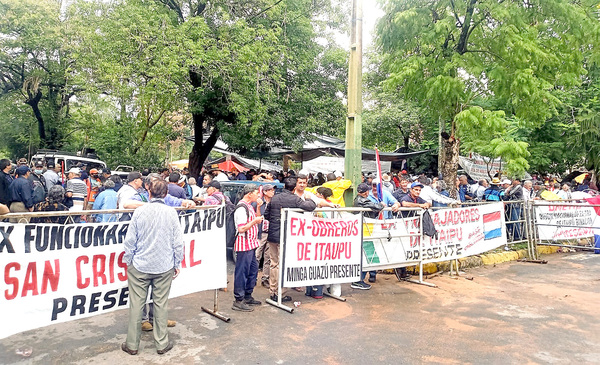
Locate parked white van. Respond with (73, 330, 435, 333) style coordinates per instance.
(31, 149, 107, 171)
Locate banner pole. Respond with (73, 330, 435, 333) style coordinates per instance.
(201, 289, 230, 323)
(266, 208, 294, 312)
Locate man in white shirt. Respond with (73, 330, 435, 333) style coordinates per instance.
(417, 176, 458, 206)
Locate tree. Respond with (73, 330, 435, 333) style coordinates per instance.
(151, 0, 348, 176)
(376, 0, 599, 191)
(0, 0, 79, 150)
(69, 0, 191, 167)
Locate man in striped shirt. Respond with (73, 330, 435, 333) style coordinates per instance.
(66, 167, 88, 213)
(232, 184, 263, 312)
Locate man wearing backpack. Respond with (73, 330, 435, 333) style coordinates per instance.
(264, 177, 316, 302)
(232, 184, 263, 311)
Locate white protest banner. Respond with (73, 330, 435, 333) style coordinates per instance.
(421, 202, 507, 263)
(362, 203, 508, 268)
(533, 202, 600, 240)
(361, 217, 421, 270)
(0, 207, 226, 340)
(282, 211, 362, 287)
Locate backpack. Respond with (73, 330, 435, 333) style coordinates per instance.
(213, 194, 238, 247)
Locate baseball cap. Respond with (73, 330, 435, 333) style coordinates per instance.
(242, 184, 259, 196)
(16, 165, 30, 175)
(89, 168, 99, 174)
(411, 182, 424, 189)
(502, 179, 511, 185)
(34, 160, 44, 167)
(357, 183, 370, 193)
(334, 170, 343, 178)
(68, 167, 81, 175)
(262, 184, 274, 191)
(207, 180, 221, 189)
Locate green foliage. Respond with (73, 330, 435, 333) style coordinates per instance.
(375, 0, 600, 178)
(0, 0, 78, 149)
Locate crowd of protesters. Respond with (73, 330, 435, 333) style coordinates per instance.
(1, 156, 599, 355)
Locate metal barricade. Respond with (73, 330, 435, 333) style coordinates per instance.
(530, 201, 600, 253)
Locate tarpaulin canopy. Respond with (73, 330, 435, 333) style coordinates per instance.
(217, 160, 249, 172)
(209, 154, 283, 172)
(187, 133, 429, 162)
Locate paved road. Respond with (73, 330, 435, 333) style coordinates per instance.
(2, 252, 600, 364)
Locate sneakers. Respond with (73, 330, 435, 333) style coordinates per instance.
(232, 300, 254, 312)
(157, 341, 173, 355)
(244, 297, 262, 305)
(261, 279, 269, 288)
(269, 294, 292, 302)
(351, 281, 372, 290)
(142, 320, 176, 331)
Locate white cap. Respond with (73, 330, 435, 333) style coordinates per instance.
(298, 169, 310, 176)
(502, 179, 512, 185)
(67, 167, 81, 175)
(334, 170, 343, 178)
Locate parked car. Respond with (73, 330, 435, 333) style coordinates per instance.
(31, 149, 107, 172)
(112, 165, 134, 179)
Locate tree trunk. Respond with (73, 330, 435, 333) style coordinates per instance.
(24, 89, 46, 145)
(189, 118, 218, 178)
(441, 133, 460, 199)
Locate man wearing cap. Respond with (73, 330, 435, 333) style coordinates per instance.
(203, 180, 232, 206)
(209, 164, 229, 182)
(264, 177, 316, 302)
(232, 184, 263, 311)
(322, 170, 352, 207)
(350, 183, 385, 289)
(117, 172, 146, 220)
(399, 182, 432, 217)
(483, 178, 505, 201)
(8, 165, 34, 221)
(86, 168, 102, 209)
(66, 167, 89, 212)
(368, 178, 401, 219)
(28, 161, 48, 204)
(43, 161, 61, 191)
(167, 172, 187, 199)
(17, 158, 28, 166)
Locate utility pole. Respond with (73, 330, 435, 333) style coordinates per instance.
(344, 0, 363, 205)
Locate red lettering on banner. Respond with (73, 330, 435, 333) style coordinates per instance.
(290, 217, 306, 236)
(4, 262, 19, 300)
(76, 256, 90, 289)
(108, 252, 116, 283)
(22, 262, 38, 297)
(117, 252, 127, 281)
(93, 255, 107, 287)
(189, 240, 202, 267)
(41, 259, 60, 294)
(298, 242, 312, 261)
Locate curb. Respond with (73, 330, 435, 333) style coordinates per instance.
(384, 245, 562, 275)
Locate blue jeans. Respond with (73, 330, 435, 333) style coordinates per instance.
(361, 271, 376, 281)
(234, 249, 259, 301)
(305, 285, 324, 297)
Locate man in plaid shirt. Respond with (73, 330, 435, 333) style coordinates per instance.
(232, 184, 264, 312)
